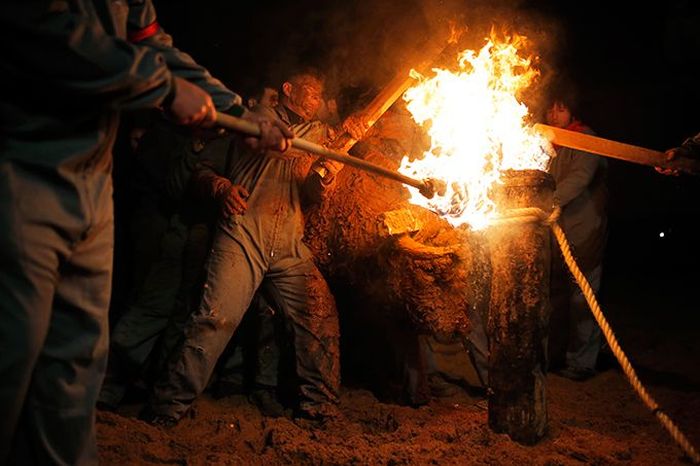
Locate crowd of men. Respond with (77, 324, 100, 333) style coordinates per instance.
(2, 1, 699, 465)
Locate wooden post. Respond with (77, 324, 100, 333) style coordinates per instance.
(486, 169, 554, 445)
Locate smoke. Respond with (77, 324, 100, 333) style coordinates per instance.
(164, 0, 568, 116)
(257, 0, 568, 119)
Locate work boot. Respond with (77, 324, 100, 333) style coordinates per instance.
(249, 386, 286, 418)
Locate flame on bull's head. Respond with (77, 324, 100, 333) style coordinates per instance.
(399, 34, 554, 230)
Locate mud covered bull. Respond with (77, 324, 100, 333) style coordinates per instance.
(300, 108, 491, 403)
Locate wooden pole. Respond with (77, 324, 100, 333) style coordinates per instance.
(215, 112, 435, 195)
(330, 37, 450, 153)
(486, 169, 554, 445)
(215, 37, 451, 198)
(534, 123, 700, 174)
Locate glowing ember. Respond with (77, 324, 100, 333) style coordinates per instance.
(399, 35, 554, 230)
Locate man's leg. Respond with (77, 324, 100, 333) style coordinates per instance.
(99, 214, 187, 407)
(565, 264, 603, 373)
(152, 222, 210, 378)
(2, 166, 114, 465)
(214, 294, 273, 396)
(0, 162, 62, 464)
(148, 231, 264, 420)
(268, 258, 340, 417)
(17, 218, 113, 465)
(244, 286, 287, 416)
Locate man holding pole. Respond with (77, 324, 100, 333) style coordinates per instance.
(144, 68, 366, 426)
(0, 1, 290, 463)
(544, 80, 608, 382)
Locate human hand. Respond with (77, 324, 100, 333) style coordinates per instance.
(321, 158, 343, 177)
(218, 183, 250, 216)
(342, 113, 368, 140)
(168, 77, 216, 127)
(655, 148, 681, 176)
(242, 111, 294, 153)
(312, 157, 343, 185)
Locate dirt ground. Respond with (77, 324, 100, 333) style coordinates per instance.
(97, 257, 700, 465)
(97, 368, 700, 465)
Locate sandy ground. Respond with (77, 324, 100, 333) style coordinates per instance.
(98, 219, 700, 465)
(97, 367, 700, 465)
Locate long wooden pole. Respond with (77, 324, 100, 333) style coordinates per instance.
(216, 36, 451, 198)
(330, 38, 450, 153)
(215, 113, 441, 198)
(534, 123, 700, 174)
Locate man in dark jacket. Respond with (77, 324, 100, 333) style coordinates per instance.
(0, 1, 289, 464)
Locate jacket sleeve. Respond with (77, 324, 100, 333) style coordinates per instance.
(0, 1, 173, 111)
(678, 132, 700, 159)
(126, 0, 240, 111)
(554, 149, 601, 207)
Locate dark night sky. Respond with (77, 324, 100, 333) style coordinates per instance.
(150, 0, 700, 286)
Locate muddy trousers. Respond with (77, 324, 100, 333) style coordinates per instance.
(99, 214, 188, 407)
(0, 161, 112, 466)
(150, 229, 339, 419)
(217, 290, 281, 389)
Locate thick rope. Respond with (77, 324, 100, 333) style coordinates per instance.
(492, 206, 700, 464)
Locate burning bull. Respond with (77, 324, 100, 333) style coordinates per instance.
(299, 107, 492, 404)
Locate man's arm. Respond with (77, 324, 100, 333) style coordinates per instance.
(0, 1, 173, 111)
(554, 149, 601, 207)
(126, 0, 240, 112)
(187, 135, 248, 216)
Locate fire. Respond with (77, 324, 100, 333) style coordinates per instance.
(399, 35, 554, 230)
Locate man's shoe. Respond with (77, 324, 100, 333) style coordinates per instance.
(557, 366, 596, 382)
(138, 407, 180, 428)
(249, 387, 286, 418)
(96, 400, 118, 412)
(212, 379, 245, 399)
(296, 402, 342, 424)
(149, 414, 179, 428)
(428, 373, 461, 398)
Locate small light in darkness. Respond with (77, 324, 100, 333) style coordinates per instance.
(659, 232, 665, 238)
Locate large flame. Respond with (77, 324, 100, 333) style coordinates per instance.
(399, 35, 554, 230)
